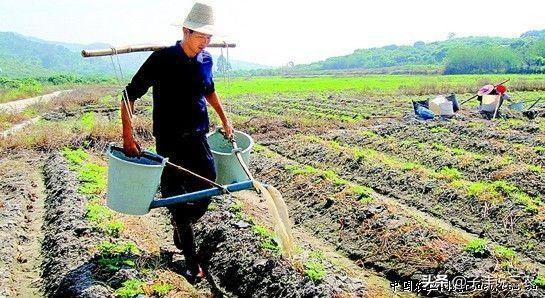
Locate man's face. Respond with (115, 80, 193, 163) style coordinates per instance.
(183, 28, 212, 54)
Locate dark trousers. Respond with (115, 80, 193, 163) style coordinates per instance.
(156, 134, 216, 273)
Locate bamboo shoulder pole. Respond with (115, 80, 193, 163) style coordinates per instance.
(82, 42, 236, 57)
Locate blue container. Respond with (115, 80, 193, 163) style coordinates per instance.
(416, 106, 435, 120)
(106, 146, 167, 215)
(206, 129, 254, 185)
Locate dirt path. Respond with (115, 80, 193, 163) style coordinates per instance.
(0, 90, 72, 113)
(0, 152, 45, 297)
(1, 117, 40, 138)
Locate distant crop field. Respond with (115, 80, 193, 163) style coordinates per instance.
(215, 74, 545, 97)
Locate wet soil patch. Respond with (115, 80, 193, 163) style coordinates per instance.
(195, 196, 345, 297)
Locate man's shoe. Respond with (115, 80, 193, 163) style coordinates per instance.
(183, 265, 205, 284)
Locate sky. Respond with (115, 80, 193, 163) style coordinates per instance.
(0, 0, 544, 66)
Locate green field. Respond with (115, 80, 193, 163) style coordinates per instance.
(215, 74, 545, 97)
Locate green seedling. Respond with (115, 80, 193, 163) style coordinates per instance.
(114, 279, 144, 298)
(350, 185, 373, 204)
(151, 282, 175, 296)
(533, 276, 545, 289)
(62, 147, 89, 169)
(465, 239, 488, 257)
(229, 202, 243, 213)
(86, 200, 113, 223)
(86, 199, 124, 236)
(285, 164, 320, 175)
(436, 167, 462, 181)
(528, 165, 542, 173)
(432, 143, 448, 151)
(97, 241, 140, 272)
(430, 127, 449, 133)
(304, 251, 326, 282)
(207, 202, 218, 211)
(104, 220, 125, 237)
(401, 162, 418, 171)
(493, 245, 518, 269)
(320, 169, 347, 186)
(252, 225, 280, 253)
(79, 111, 95, 131)
(511, 192, 542, 214)
(78, 163, 107, 196)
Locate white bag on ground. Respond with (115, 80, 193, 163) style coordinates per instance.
(429, 95, 454, 116)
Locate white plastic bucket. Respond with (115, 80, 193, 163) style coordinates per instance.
(206, 130, 254, 185)
(106, 146, 168, 215)
(481, 95, 501, 113)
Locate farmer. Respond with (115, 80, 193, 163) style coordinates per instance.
(121, 1, 233, 282)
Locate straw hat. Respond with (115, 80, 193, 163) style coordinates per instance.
(174, 1, 215, 35)
(477, 84, 494, 96)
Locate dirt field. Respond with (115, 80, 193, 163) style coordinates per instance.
(0, 83, 544, 297)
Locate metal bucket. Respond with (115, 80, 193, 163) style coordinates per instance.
(207, 129, 254, 185)
(106, 146, 167, 215)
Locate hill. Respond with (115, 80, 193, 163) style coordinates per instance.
(298, 30, 545, 74)
(0, 32, 269, 78)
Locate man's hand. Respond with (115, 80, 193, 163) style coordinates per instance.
(123, 136, 141, 157)
(222, 121, 234, 139)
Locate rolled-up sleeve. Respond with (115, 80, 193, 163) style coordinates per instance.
(201, 53, 215, 96)
(123, 51, 159, 102)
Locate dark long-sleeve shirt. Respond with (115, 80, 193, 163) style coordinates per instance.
(124, 41, 215, 138)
